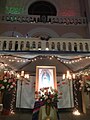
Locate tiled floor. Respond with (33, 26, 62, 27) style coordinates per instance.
(0, 109, 90, 120)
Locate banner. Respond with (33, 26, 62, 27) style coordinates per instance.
(16, 76, 74, 109)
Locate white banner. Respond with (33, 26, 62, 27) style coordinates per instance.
(16, 76, 74, 109)
(16, 76, 35, 109)
(57, 76, 74, 108)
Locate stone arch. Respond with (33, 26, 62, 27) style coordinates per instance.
(27, 27, 60, 38)
(61, 32, 82, 38)
(85, 43, 89, 51)
(24, 0, 58, 15)
(28, 1, 57, 16)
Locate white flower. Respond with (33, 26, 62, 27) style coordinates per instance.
(10, 85, 13, 88)
(12, 82, 15, 85)
(87, 88, 90, 91)
(4, 79, 7, 82)
(1, 86, 5, 89)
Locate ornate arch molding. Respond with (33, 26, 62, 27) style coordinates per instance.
(61, 33, 82, 38)
(28, 1, 57, 15)
(24, 0, 58, 15)
(27, 27, 60, 38)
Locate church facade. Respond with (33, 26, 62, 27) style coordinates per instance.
(0, 0, 90, 114)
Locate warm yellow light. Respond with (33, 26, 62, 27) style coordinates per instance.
(25, 74, 29, 79)
(73, 109, 80, 115)
(73, 74, 75, 79)
(63, 74, 65, 79)
(38, 48, 41, 50)
(63, 71, 75, 80)
(10, 111, 15, 115)
(45, 48, 49, 50)
(4, 70, 7, 73)
(21, 71, 24, 76)
(4, 64, 8, 66)
(17, 73, 20, 78)
(66, 70, 71, 79)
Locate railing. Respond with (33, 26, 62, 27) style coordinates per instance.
(0, 37, 90, 52)
(0, 14, 87, 26)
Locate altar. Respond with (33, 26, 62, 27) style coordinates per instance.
(16, 66, 74, 109)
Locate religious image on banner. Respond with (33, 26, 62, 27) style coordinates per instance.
(39, 68, 54, 89)
(35, 66, 57, 92)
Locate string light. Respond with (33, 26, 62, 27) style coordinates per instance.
(1, 55, 90, 66)
(1, 54, 90, 78)
(10, 90, 16, 115)
(73, 77, 81, 115)
(62, 71, 81, 115)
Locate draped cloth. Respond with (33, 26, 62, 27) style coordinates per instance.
(32, 101, 59, 120)
(32, 101, 45, 120)
(38, 105, 58, 120)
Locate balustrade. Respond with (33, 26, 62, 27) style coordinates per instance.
(0, 37, 90, 52)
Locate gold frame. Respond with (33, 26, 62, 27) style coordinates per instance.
(35, 66, 57, 92)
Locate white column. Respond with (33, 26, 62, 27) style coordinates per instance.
(23, 41, 26, 50)
(0, 41, 3, 50)
(60, 42, 63, 51)
(66, 42, 68, 51)
(6, 41, 9, 50)
(71, 43, 74, 51)
(18, 41, 21, 51)
(41, 41, 46, 50)
(12, 41, 15, 50)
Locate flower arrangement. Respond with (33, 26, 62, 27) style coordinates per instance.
(35, 87, 62, 106)
(79, 75, 90, 94)
(0, 71, 17, 115)
(0, 71, 16, 92)
(84, 81, 90, 94)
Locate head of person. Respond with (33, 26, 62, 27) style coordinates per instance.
(42, 71, 50, 82)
